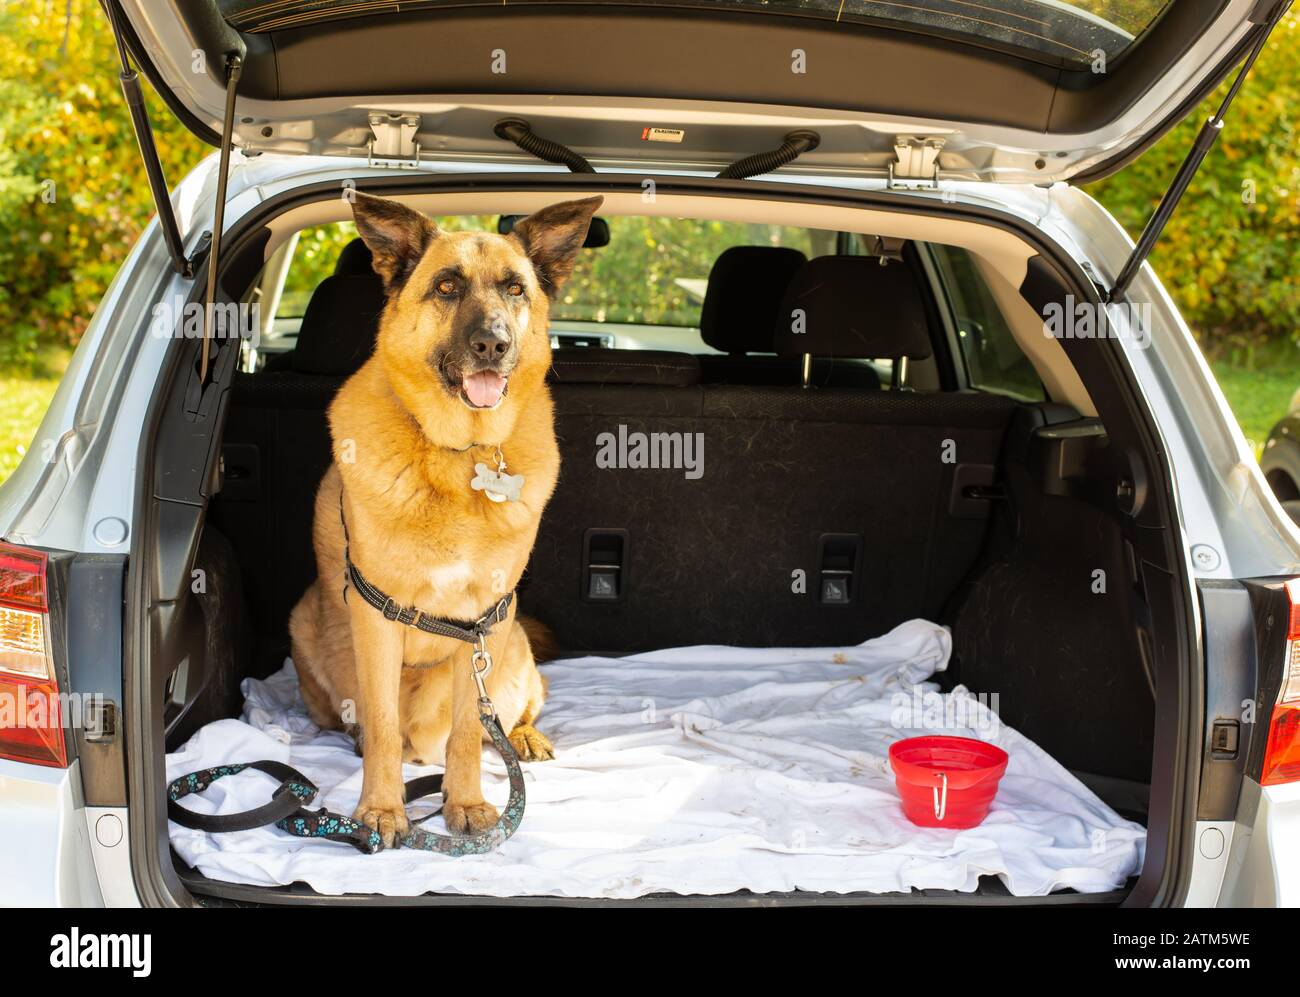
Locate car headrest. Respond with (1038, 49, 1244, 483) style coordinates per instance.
(291, 275, 386, 376)
(698, 246, 808, 353)
(291, 239, 385, 376)
(548, 348, 700, 387)
(772, 255, 932, 360)
(334, 237, 375, 277)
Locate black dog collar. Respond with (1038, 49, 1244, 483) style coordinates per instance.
(338, 490, 513, 643)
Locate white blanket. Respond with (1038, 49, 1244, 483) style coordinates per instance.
(167, 620, 1145, 898)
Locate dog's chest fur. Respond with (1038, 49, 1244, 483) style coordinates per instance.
(329, 365, 559, 628)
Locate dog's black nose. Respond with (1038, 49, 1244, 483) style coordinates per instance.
(469, 325, 511, 360)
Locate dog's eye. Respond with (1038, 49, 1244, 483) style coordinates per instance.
(506, 282, 524, 297)
(435, 278, 458, 297)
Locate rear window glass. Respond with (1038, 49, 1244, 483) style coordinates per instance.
(745, 0, 1173, 64)
(229, 1, 1172, 67)
(929, 244, 1044, 401)
(276, 217, 836, 329)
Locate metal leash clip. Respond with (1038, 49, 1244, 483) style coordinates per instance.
(472, 635, 495, 719)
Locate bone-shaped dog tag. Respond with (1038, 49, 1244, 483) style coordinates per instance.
(471, 462, 524, 503)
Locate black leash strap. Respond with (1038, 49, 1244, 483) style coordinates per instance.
(168, 761, 384, 854)
(401, 712, 526, 855)
(167, 711, 526, 856)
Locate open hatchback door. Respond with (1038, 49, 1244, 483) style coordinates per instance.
(116, 0, 1285, 184)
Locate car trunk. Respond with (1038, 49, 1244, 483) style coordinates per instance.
(105, 0, 1255, 908)
(163, 378, 1159, 903)
(126, 175, 1191, 906)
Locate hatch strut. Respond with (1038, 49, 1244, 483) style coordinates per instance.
(106, 3, 244, 382)
(1108, 1, 1290, 303)
(106, 2, 189, 277)
(200, 55, 243, 383)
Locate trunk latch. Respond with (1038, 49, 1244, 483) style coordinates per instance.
(368, 113, 422, 168)
(889, 136, 944, 189)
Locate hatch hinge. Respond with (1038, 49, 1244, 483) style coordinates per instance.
(368, 113, 422, 168)
(888, 136, 944, 189)
(1107, 1, 1291, 303)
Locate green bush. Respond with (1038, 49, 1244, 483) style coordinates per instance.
(1088, 12, 1300, 358)
(0, 4, 1295, 372)
(0, 1, 205, 373)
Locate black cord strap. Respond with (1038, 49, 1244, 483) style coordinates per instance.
(494, 117, 595, 174)
(716, 130, 820, 180)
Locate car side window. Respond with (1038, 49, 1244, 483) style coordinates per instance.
(929, 244, 1045, 401)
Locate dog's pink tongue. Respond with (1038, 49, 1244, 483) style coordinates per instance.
(463, 371, 507, 408)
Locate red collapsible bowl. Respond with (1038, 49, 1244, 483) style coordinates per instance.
(888, 735, 1009, 829)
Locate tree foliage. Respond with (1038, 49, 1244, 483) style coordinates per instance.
(1087, 12, 1300, 357)
(0, 0, 205, 372)
(0, 2, 1295, 371)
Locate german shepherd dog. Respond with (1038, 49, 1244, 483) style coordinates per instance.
(289, 192, 601, 845)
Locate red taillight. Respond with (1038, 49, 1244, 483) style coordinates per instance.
(1262, 704, 1300, 786)
(1262, 582, 1300, 786)
(1285, 578, 1300, 640)
(0, 541, 66, 767)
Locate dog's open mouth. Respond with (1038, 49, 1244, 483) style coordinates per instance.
(460, 370, 509, 410)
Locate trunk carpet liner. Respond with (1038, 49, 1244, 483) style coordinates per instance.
(165, 620, 1145, 898)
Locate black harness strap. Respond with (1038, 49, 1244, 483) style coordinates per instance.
(338, 491, 513, 641)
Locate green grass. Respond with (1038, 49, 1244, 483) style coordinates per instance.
(0, 362, 66, 486)
(1208, 342, 1300, 457)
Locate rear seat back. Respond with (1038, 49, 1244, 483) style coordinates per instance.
(216, 235, 1018, 662)
(529, 387, 1015, 652)
(697, 245, 881, 389)
(527, 250, 1016, 652)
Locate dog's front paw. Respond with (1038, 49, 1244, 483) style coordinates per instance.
(508, 723, 555, 761)
(444, 800, 499, 834)
(354, 798, 409, 848)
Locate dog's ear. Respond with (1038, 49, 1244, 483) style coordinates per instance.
(510, 196, 603, 297)
(350, 192, 437, 294)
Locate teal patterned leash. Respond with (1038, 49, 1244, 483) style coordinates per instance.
(395, 632, 526, 854)
(167, 697, 525, 856)
(399, 711, 525, 855)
